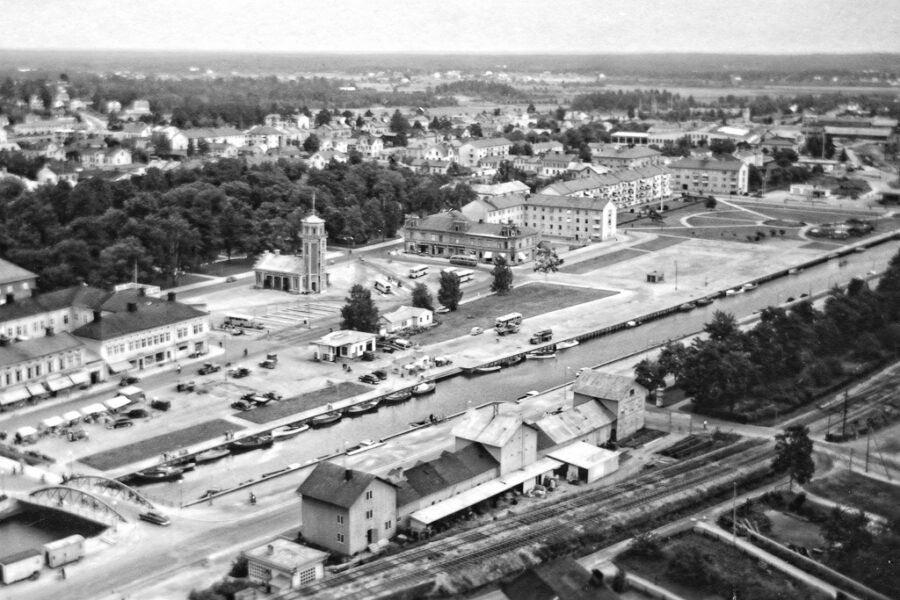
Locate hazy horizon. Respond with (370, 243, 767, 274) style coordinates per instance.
(2, 0, 899, 55)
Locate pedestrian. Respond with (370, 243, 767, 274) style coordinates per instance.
(244, 348, 248, 357)
(61, 568, 66, 580)
(219, 340, 223, 348)
(703, 420, 708, 430)
(177, 364, 181, 374)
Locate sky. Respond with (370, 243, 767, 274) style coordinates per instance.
(1, 0, 899, 55)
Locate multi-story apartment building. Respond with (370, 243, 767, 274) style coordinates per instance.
(523, 194, 617, 242)
(667, 158, 748, 195)
(0, 260, 37, 304)
(404, 211, 539, 264)
(457, 138, 511, 167)
(590, 146, 663, 171)
(0, 333, 91, 407)
(539, 165, 672, 209)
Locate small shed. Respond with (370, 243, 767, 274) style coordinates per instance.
(646, 270, 665, 283)
(547, 441, 619, 483)
(241, 538, 328, 592)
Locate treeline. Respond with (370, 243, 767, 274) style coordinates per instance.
(0, 74, 457, 127)
(0, 159, 474, 292)
(636, 252, 900, 422)
(433, 80, 528, 101)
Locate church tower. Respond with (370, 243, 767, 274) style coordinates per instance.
(300, 212, 327, 293)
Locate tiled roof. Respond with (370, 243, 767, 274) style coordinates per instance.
(452, 410, 523, 447)
(296, 461, 392, 508)
(482, 193, 527, 211)
(409, 211, 536, 238)
(182, 127, 245, 139)
(397, 443, 498, 506)
(72, 294, 206, 340)
(0, 258, 36, 285)
(0, 332, 83, 368)
(531, 401, 615, 450)
(592, 146, 661, 160)
(526, 194, 613, 211)
(668, 157, 744, 172)
(0, 285, 109, 322)
(464, 137, 511, 148)
(572, 371, 647, 400)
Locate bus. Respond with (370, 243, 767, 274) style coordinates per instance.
(374, 278, 392, 294)
(495, 312, 523, 335)
(440, 267, 458, 277)
(223, 313, 262, 329)
(408, 265, 428, 279)
(449, 254, 478, 267)
(454, 269, 474, 284)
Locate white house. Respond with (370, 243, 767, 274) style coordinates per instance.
(310, 330, 377, 362)
(241, 538, 328, 593)
(379, 306, 433, 335)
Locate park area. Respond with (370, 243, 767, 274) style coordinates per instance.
(413, 282, 617, 344)
(806, 470, 900, 522)
(616, 531, 828, 600)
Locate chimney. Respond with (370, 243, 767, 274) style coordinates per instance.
(167, 291, 176, 302)
(127, 302, 138, 312)
(138, 287, 146, 297)
(344, 469, 353, 481)
(93, 309, 102, 322)
(267, 544, 274, 556)
(5, 293, 13, 304)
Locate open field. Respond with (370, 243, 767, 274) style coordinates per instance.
(236, 381, 371, 424)
(806, 471, 900, 522)
(618, 532, 828, 600)
(80, 419, 243, 471)
(417, 283, 617, 344)
(630, 236, 689, 252)
(558, 249, 646, 274)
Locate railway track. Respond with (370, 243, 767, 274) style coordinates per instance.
(288, 438, 771, 599)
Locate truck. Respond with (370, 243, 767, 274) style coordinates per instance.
(529, 329, 553, 344)
(118, 385, 146, 402)
(43, 535, 84, 568)
(0, 549, 42, 584)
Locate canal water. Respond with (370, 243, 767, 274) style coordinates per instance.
(137, 241, 900, 504)
(0, 504, 107, 556)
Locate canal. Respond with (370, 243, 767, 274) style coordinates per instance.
(136, 240, 900, 505)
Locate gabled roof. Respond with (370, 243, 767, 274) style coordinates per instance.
(470, 181, 530, 196)
(0, 258, 36, 285)
(452, 409, 523, 447)
(531, 401, 615, 449)
(592, 145, 661, 160)
(72, 294, 207, 341)
(572, 371, 647, 400)
(397, 443, 498, 506)
(381, 306, 431, 324)
(0, 285, 109, 322)
(0, 332, 84, 368)
(526, 194, 613, 211)
(313, 329, 377, 347)
(668, 157, 744, 172)
(463, 137, 511, 148)
(296, 461, 393, 509)
(182, 127, 245, 139)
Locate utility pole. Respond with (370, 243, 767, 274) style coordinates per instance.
(731, 481, 737, 546)
(865, 428, 871, 473)
(841, 390, 849, 439)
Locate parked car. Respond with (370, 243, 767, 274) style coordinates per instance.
(371, 369, 388, 380)
(198, 363, 221, 375)
(259, 359, 277, 369)
(436, 307, 450, 314)
(358, 373, 379, 385)
(139, 511, 171, 526)
(225, 276, 238, 283)
(119, 376, 140, 386)
(231, 400, 253, 411)
(111, 418, 134, 429)
(126, 408, 150, 419)
(229, 367, 251, 378)
(470, 327, 484, 336)
(151, 398, 171, 411)
(67, 428, 89, 442)
(176, 381, 196, 392)
(377, 344, 395, 354)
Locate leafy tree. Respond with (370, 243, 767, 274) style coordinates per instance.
(467, 123, 483, 138)
(533, 244, 562, 275)
(709, 138, 736, 155)
(490, 255, 513, 295)
(389, 109, 409, 136)
(411, 282, 434, 312)
(314, 109, 332, 127)
(772, 425, 815, 489)
(634, 358, 666, 391)
(704, 310, 739, 342)
(438, 271, 463, 311)
(704, 196, 717, 209)
(340, 284, 380, 333)
(302, 134, 320, 153)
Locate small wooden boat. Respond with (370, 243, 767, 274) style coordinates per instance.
(230, 433, 274, 452)
(346, 399, 380, 415)
(382, 389, 413, 404)
(526, 351, 556, 360)
(474, 365, 502, 374)
(788, 267, 802, 275)
(194, 447, 231, 464)
(310, 410, 343, 428)
(695, 297, 714, 306)
(133, 466, 184, 483)
(272, 424, 309, 440)
(678, 302, 696, 312)
(346, 439, 385, 455)
(725, 288, 743, 296)
(742, 282, 757, 291)
(170, 459, 196, 472)
(555, 340, 579, 350)
(411, 381, 436, 395)
(516, 390, 540, 403)
(501, 354, 524, 367)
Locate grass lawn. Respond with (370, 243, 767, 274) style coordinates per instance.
(558, 249, 646, 274)
(80, 419, 244, 471)
(236, 381, 371, 424)
(633, 225, 804, 244)
(806, 470, 900, 522)
(415, 283, 617, 344)
(618, 532, 829, 600)
(800, 241, 843, 251)
(195, 256, 256, 277)
(630, 236, 688, 252)
(733, 203, 876, 225)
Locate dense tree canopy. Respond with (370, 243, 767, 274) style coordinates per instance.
(438, 271, 463, 311)
(340, 284, 380, 333)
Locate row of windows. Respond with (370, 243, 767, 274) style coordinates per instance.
(4, 312, 72, 337)
(1, 352, 81, 387)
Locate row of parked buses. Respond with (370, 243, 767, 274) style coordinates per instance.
(406, 264, 473, 283)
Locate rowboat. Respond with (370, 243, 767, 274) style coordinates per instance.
(678, 302, 696, 312)
(555, 340, 579, 350)
(230, 433, 274, 452)
(516, 390, 540, 403)
(695, 297, 714, 306)
(526, 351, 556, 360)
(474, 365, 502, 374)
(411, 381, 436, 395)
(272, 424, 309, 440)
(742, 282, 758, 291)
(346, 399, 381, 415)
(310, 410, 343, 428)
(346, 439, 385, 455)
(194, 447, 231, 464)
(382, 389, 413, 404)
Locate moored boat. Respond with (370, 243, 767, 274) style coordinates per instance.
(742, 282, 758, 291)
(500, 354, 524, 367)
(310, 410, 343, 428)
(411, 381, 436, 395)
(132, 466, 184, 483)
(526, 351, 556, 360)
(230, 433, 274, 452)
(695, 297, 714, 306)
(678, 302, 696, 312)
(272, 424, 309, 440)
(474, 365, 502, 374)
(555, 340, 579, 350)
(382, 389, 413, 404)
(346, 439, 385, 455)
(346, 399, 380, 415)
(194, 447, 231, 464)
